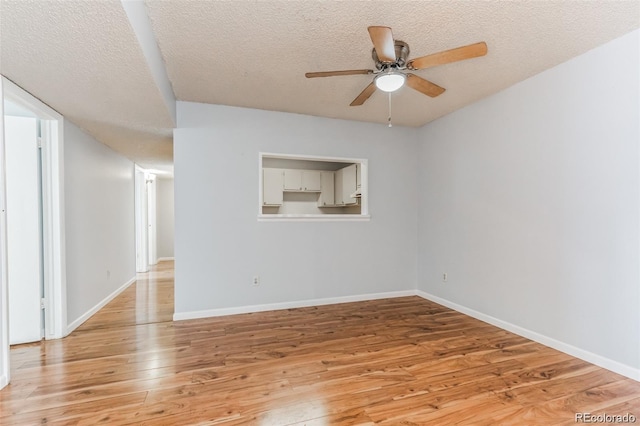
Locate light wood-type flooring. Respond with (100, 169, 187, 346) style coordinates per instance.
(1, 261, 639, 425)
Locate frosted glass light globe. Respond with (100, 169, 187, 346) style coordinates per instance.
(375, 71, 406, 92)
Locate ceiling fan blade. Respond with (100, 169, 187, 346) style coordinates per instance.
(408, 42, 488, 70)
(305, 70, 373, 78)
(406, 73, 446, 98)
(350, 82, 376, 106)
(368, 26, 396, 63)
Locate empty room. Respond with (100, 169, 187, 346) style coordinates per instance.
(0, 0, 639, 424)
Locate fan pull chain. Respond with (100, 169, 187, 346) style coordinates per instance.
(388, 92, 392, 128)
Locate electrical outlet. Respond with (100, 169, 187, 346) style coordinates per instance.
(442, 273, 448, 282)
(253, 276, 260, 286)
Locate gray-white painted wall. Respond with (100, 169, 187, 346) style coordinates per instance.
(64, 121, 136, 327)
(156, 177, 174, 259)
(174, 102, 419, 315)
(417, 30, 639, 372)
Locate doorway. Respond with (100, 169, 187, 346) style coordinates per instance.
(135, 167, 159, 273)
(135, 168, 149, 273)
(0, 77, 66, 389)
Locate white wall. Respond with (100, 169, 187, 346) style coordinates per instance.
(64, 121, 136, 329)
(156, 177, 174, 259)
(417, 30, 639, 375)
(174, 102, 418, 316)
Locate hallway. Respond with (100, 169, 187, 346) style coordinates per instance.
(1, 261, 175, 424)
(77, 261, 174, 331)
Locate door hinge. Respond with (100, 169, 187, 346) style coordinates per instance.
(37, 137, 42, 148)
(40, 298, 46, 310)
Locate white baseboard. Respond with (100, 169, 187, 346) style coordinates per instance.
(0, 374, 8, 390)
(173, 290, 416, 321)
(157, 257, 174, 262)
(66, 276, 136, 335)
(415, 290, 640, 382)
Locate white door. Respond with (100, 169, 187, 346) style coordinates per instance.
(147, 175, 157, 266)
(5, 116, 42, 344)
(135, 170, 149, 273)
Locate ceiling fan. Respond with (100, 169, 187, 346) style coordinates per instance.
(305, 26, 488, 106)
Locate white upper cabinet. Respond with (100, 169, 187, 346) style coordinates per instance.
(318, 171, 335, 207)
(302, 171, 321, 191)
(335, 164, 358, 206)
(283, 169, 302, 191)
(335, 167, 344, 205)
(263, 168, 283, 206)
(283, 169, 321, 192)
(343, 164, 358, 205)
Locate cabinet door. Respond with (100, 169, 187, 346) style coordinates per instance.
(318, 171, 334, 206)
(334, 168, 344, 205)
(341, 164, 358, 205)
(302, 170, 321, 191)
(283, 169, 302, 190)
(263, 169, 283, 205)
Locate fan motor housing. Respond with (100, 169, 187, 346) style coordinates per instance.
(372, 40, 410, 69)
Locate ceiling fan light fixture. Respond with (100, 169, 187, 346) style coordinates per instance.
(375, 70, 406, 92)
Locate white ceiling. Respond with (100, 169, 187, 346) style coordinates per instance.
(1, 1, 638, 171)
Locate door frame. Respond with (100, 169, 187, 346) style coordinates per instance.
(135, 166, 149, 273)
(0, 77, 67, 388)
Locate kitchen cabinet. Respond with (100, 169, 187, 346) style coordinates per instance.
(261, 153, 366, 217)
(303, 170, 321, 191)
(317, 171, 335, 207)
(335, 164, 358, 206)
(335, 168, 344, 205)
(263, 168, 283, 206)
(283, 170, 321, 192)
(283, 169, 301, 191)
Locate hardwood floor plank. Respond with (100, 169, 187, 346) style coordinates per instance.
(1, 392, 149, 425)
(2, 260, 639, 424)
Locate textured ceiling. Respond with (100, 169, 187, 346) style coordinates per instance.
(0, 0, 174, 171)
(146, 0, 639, 127)
(1, 1, 639, 170)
